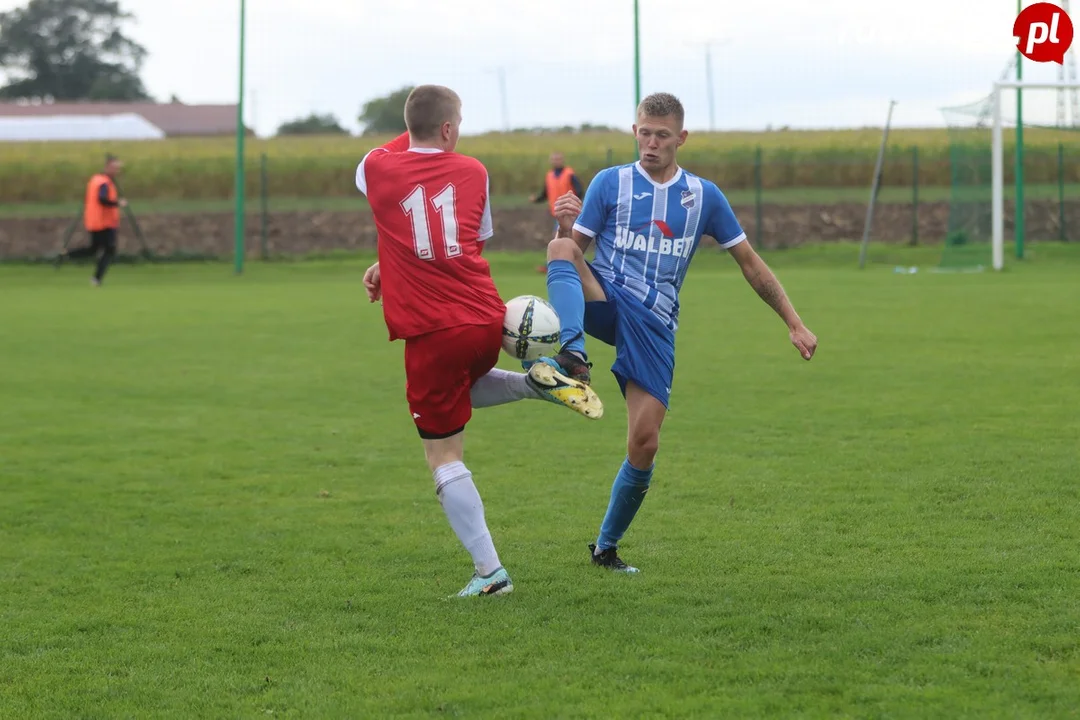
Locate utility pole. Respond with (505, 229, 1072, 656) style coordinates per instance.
(697, 39, 732, 131)
(498, 66, 509, 131)
(486, 67, 510, 131)
(706, 43, 715, 131)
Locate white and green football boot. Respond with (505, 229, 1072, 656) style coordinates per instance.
(455, 567, 514, 597)
(526, 361, 603, 420)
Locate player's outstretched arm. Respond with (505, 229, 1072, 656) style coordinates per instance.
(727, 241, 817, 361)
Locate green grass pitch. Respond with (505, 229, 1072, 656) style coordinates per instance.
(2, 246, 1079, 717)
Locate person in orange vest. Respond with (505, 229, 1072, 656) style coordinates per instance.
(62, 154, 127, 286)
(532, 152, 583, 233)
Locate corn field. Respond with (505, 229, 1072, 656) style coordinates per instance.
(2, 127, 1078, 203)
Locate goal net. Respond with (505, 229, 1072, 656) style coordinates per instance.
(942, 81, 1080, 271)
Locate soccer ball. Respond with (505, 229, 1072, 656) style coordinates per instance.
(501, 295, 561, 362)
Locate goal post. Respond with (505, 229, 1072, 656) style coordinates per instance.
(991, 80, 1080, 270)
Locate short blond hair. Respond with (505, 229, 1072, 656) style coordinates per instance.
(637, 92, 685, 129)
(404, 85, 462, 140)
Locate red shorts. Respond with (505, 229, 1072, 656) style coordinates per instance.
(403, 320, 503, 438)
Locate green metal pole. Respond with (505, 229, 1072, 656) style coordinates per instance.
(1059, 142, 1065, 242)
(1016, 0, 1025, 260)
(260, 152, 269, 259)
(911, 145, 919, 246)
(633, 0, 641, 110)
(234, 0, 246, 274)
(632, 0, 641, 159)
(754, 146, 763, 248)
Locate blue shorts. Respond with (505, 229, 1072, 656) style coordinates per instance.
(583, 263, 676, 409)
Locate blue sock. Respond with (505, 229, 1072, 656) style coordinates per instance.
(546, 259, 586, 358)
(596, 457, 653, 551)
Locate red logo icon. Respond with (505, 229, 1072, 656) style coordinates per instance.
(1014, 2, 1074, 64)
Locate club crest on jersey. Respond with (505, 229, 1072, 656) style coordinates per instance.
(680, 190, 695, 209)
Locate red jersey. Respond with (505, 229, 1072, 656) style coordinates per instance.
(357, 141, 506, 341)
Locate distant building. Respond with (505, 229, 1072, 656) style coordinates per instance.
(0, 100, 249, 141)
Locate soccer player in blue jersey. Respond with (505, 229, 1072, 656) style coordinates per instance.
(536, 92, 818, 572)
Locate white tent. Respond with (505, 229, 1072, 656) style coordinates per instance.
(0, 112, 165, 141)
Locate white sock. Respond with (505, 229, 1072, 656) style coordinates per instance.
(470, 368, 539, 408)
(433, 461, 502, 577)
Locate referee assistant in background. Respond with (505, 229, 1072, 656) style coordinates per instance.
(532, 152, 584, 231)
(62, 154, 127, 286)
(531, 151, 584, 272)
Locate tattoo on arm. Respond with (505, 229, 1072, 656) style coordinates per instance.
(745, 260, 797, 324)
(755, 273, 786, 313)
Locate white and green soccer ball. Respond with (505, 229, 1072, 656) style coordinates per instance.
(501, 295, 561, 362)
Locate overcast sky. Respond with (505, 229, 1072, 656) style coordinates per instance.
(0, 0, 1074, 136)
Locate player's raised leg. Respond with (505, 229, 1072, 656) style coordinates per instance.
(469, 367, 536, 407)
(543, 234, 606, 385)
(469, 366, 602, 419)
(590, 382, 666, 573)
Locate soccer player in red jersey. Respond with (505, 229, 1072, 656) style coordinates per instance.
(357, 85, 602, 597)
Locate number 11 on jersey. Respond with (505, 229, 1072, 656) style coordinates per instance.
(400, 184, 461, 260)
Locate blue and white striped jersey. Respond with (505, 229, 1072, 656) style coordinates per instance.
(572, 161, 746, 331)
